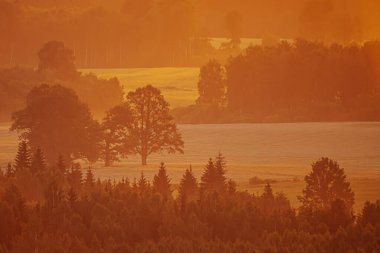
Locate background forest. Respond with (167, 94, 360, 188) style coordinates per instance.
(2, 0, 380, 67)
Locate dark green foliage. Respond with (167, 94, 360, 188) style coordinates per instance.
(38, 41, 78, 81)
(14, 141, 31, 172)
(5, 163, 14, 178)
(359, 200, 380, 226)
(11, 84, 101, 164)
(56, 155, 66, 174)
(101, 103, 134, 166)
(197, 59, 225, 106)
(299, 157, 354, 211)
(0, 155, 378, 252)
(226, 40, 380, 122)
(126, 85, 184, 165)
(201, 153, 227, 194)
(85, 168, 95, 187)
(153, 162, 171, 199)
(178, 167, 199, 212)
(30, 147, 46, 174)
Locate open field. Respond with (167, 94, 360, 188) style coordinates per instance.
(1, 122, 380, 212)
(81, 67, 199, 108)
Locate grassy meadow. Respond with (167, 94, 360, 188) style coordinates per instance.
(81, 67, 200, 108)
(2, 121, 380, 212)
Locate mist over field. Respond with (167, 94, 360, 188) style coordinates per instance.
(1, 0, 380, 252)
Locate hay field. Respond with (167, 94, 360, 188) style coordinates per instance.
(81, 67, 199, 108)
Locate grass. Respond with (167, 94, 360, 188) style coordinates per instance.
(2, 121, 380, 213)
(81, 67, 200, 108)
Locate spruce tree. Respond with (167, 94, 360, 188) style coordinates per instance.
(138, 172, 149, 193)
(178, 167, 199, 211)
(200, 158, 215, 191)
(5, 163, 15, 178)
(262, 183, 274, 199)
(56, 155, 66, 174)
(214, 152, 227, 191)
(153, 162, 171, 199)
(68, 163, 83, 191)
(85, 168, 95, 187)
(14, 141, 31, 172)
(31, 147, 46, 174)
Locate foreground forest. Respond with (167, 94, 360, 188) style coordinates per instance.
(0, 151, 380, 253)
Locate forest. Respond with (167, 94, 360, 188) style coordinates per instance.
(2, 0, 380, 67)
(0, 41, 123, 121)
(0, 149, 379, 253)
(1, 1, 380, 252)
(174, 40, 380, 123)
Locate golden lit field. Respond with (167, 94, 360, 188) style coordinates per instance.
(2, 122, 380, 212)
(81, 68, 199, 108)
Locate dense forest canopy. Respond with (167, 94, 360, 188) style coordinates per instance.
(0, 151, 379, 252)
(174, 40, 380, 123)
(1, 0, 380, 67)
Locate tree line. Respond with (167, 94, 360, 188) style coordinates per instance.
(175, 39, 380, 123)
(0, 41, 123, 121)
(3, 0, 380, 68)
(0, 152, 379, 252)
(10, 83, 183, 166)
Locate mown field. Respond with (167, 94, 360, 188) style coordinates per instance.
(81, 67, 199, 108)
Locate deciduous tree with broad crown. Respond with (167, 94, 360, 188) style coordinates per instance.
(299, 157, 354, 211)
(11, 84, 100, 164)
(126, 85, 184, 165)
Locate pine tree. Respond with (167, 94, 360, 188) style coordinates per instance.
(85, 168, 95, 187)
(68, 163, 83, 191)
(138, 171, 149, 193)
(14, 141, 31, 172)
(200, 158, 215, 191)
(214, 152, 227, 191)
(5, 163, 15, 178)
(200, 154, 228, 194)
(30, 147, 46, 174)
(56, 155, 66, 174)
(262, 183, 274, 199)
(153, 162, 171, 199)
(178, 167, 199, 211)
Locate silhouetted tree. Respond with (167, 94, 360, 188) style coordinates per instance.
(5, 163, 14, 178)
(197, 60, 225, 106)
(126, 85, 184, 165)
(153, 162, 171, 199)
(85, 168, 95, 187)
(11, 84, 101, 164)
(201, 155, 227, 194)
(38, 41, 78, 80)
(178, 167, 198, 211)
(224, 11, 242, 49)
(30, 147, 46, 174)
(14, 141, 31, 172)
(299, 157, 354, 211)
(56, 155, 66, 174)
(101, 103, 134, 166)
(67, 164, 83, 192)
(138, 172, 149, 193)
(262, 183, 274, 199)
(359, 200, 380, 227)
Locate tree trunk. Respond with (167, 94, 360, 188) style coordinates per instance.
(141, 153, 147, 166)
